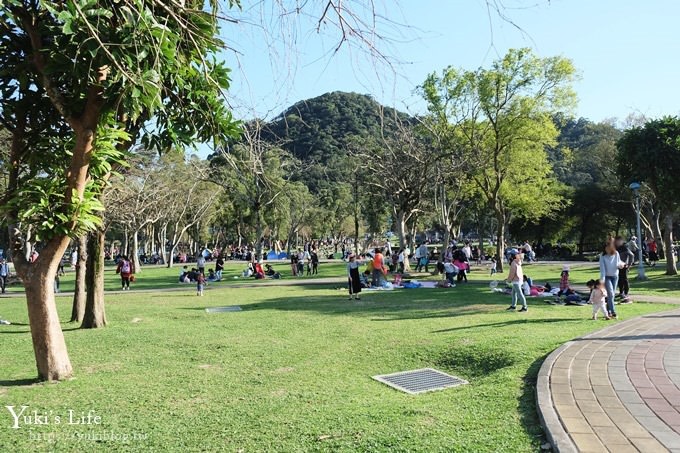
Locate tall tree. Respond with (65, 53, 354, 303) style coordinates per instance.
(0, 1, 238, 380)
(349, 120, 433, 249)
(422, 48, 576, 271)
(210, 121, 297, 259)
(617, 117, 680, 276)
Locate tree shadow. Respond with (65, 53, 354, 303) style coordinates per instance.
(227, 287, 500, 320)
(0, 326, 81, 335)
(0, 378, 40, 387)
(518, 354, 550, 449)
(432, 318, 583, 334)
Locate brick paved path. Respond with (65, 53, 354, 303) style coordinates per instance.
(537, 308, 680, 452)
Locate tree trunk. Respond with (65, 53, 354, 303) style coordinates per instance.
(354, 216, 360, 255)
(131, 229, 141, 273)
(653, 210, 664, 259)
(496, 213, 506, 273)
(23, 267, 73, 381)
(663, 213, 677, 276)
(254, 208, 264, 260)
(82, 229, 107, 328)
(70, 235, 88, 323)
(396, 210, 407, 249)
(167, 242, 177, 268)
(121, 227, 127, 256)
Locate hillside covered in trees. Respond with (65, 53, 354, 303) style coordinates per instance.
(250, 91, 633, 254)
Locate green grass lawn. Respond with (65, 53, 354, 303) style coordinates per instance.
(1, 260, 350, 295)
(1, 279, 673, 452)
(3, 258, 679, 300)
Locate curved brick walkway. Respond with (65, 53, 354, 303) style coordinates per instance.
(538, 308, 680, 452)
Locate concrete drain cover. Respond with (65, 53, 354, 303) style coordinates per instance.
(373, 368, 468, 394)
(205, 306, 242, 313)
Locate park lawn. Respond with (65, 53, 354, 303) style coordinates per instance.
(0, 283, 673, 452)
(480, 261, 680, 298)
(4, 258, 680, 301)
(1, 261, 350, 296)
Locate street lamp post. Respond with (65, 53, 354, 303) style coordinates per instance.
(629, 182, 646, 280)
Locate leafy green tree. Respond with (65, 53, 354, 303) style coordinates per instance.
(210, 121, 298, 259)
(348, 120, 433, 249)
(0, 1, 238, 380)
(549, 117, 628, 253)
(617, 117, 680, 275)
(422, 48, 576, 271)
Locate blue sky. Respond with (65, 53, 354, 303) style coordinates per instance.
(219, 0, 680, 123)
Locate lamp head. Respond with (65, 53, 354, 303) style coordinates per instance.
(629, 182, 641, 191)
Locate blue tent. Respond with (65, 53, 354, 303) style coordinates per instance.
(266, 251, 278, 260)
(277, 252, 288, 260)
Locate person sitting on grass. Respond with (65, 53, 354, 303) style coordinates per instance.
(179, 265, 189, 283)
(207, 269, 217, 282)
(254, 261, 265, 279)
(588, 279, 610, 320)
(187, 268, 199, 282)
(264, 263, 281, 279)
(558, 266, 575, 296)
(360, 270, 371, 288)
(443, 261, 459, 286)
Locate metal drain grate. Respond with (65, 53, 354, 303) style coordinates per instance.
(373, 368, 468, 394)
(205, 306, 242, 313)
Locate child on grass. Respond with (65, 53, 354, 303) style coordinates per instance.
(490, 256, 497, 276)
(588, 279, 610, 320)
(197, 271, 206, 296)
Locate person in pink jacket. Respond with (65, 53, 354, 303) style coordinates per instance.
(506, 251, 528, 312)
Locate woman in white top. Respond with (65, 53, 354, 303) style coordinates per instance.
(599, 238, 623, 319)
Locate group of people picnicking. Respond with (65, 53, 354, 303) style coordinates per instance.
(501, 235, 640, 319)
(176, 254, 226, 296)
(345, 241, 482, 299)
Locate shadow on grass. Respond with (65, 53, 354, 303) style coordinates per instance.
(228, 287, 499, 319)
(518, 354, 550, 449)
(0, 326, 81, 335)
(434, 343, 517, 377)
(0, 378, 40, 387)
(432, 318, 583, 334)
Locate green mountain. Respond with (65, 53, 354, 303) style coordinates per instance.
(263, 91, 410, 191)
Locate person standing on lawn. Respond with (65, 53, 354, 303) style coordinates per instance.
(647, 237, 659, 267)
(310, 249, 319, 275)
(600, 238, 624, 319)
(116, 255, 134, 290)
(0, 258, 10, 294)
(215, 255, 224, 281)
(506, 251, 528, 312)
(371, 248, 385, 287)
(347, 254, 361, 300)
(615, 236, 634, 303)
(402, 245, 411, 272)
(196, 253, 206, 275)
